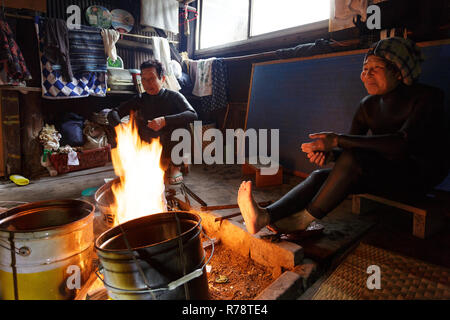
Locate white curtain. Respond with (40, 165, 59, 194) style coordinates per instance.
(141, 0, 179, 34)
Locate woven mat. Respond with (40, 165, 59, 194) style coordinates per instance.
(312, 243, 450, 300)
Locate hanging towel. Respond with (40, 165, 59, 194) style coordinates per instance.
(191, 58, 215, 97)
(101, 29, 120, 62)
(0, 19, 32, 83)
(140, 0, 179, 34)
(42, 18, 73, 82)
(68, 25, 107, 73)
(151, 36, 181, 91)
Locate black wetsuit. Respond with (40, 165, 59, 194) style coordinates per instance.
(107, 88, 197, 160)
(266, 83, 450, 222)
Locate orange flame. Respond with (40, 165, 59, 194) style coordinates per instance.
(110, 113, 167, 225)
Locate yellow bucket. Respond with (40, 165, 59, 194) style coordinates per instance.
(0, 199, 94, 300)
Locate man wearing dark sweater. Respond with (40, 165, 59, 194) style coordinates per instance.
(107, 59, 197, 184)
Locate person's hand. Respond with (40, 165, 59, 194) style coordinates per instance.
(306, 151, 331, 166)
(147, 117, 166, 131)
(301, 132, 339, 153)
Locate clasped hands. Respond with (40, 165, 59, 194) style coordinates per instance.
(147, 117, 166, 131)
(301, 132, 339, 167)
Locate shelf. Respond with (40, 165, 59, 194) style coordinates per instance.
(0, 86, 138, 95)
(106, 90, 137, 95)
(0, 86, 42, 92)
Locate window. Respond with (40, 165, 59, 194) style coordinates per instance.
(198, 0, 330, 50)
(251, 0, 330, 36)
(199, 0, 249, 49)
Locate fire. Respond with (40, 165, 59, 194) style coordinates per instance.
(110, 113, 167, 225)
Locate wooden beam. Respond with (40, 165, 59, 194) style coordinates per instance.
(117, 39, 154, 52)
(1, 91, 21, 175)
(0, 93, 4, 177)
(3, 0, 46, 12)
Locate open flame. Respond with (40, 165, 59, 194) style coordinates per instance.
(109, 112, 167, 225)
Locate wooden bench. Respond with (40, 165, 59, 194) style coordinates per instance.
(352, 192, 448, 239)
(242, 157, 283, 187)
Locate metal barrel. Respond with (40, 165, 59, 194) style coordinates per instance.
(94, 177, 119, 227)
(95, 211, 210, 300)
(0, 199, 95, 300)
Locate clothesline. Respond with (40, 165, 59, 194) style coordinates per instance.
(4, 13, 178, 44)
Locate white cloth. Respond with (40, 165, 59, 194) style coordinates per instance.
(170, 60, 182, 79)
(191, 58, 215, 97)
(67, 150, 79, 166)
(334, 0, 368, 21)
(141, 0, 179, 34)
(101, 29, 120, 62)
(151, 37, 181, 91)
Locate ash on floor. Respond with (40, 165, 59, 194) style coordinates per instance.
(204, 243, 274, 300)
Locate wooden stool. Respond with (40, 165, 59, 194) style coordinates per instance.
(352, 193, 447, 239)
(242, 158, 283, 187)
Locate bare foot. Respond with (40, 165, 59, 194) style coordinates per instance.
(237, 181, 269, 234)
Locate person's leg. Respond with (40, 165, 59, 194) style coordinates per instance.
(266, 168, 331, 222)
(238, 149, 365, 234)
(238, 168, 331, 234)
(161, 131, 184, 184)
(306, 149, 363, 219)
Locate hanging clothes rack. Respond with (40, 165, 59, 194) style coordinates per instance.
(3, 13, 178, 44)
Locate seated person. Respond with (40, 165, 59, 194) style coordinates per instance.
(238, 37, 450, 235)
(107, 59, 197, 184)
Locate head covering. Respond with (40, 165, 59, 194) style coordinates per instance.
(364, 37, 424, 85)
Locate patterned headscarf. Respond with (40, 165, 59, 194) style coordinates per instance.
(365, 37, 424, 85)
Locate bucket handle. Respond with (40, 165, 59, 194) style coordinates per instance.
(95, 230, 215, 295)
(0, 238, 31, 256)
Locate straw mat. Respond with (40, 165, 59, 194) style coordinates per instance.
(312, 243, 450, 300)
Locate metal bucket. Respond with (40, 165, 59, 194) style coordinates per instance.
(95, 211, 211, 300)
(0, 199, 95, 300)
(95, 177, 119, 227)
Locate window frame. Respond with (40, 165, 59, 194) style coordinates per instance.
(195, 0, 330, 57)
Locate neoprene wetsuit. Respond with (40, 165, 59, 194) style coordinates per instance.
(107, 88, 197, 160)
(266, 83, 450, 221)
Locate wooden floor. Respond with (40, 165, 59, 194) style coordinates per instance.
(1, 162, 449, 297)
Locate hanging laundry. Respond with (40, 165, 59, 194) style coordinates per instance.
(151, 36, 181, 91)
(140, 0, 179, 34)
(68, 25, 107, 73)
(35, 16, 107, 99)
(191, 58, 214, 97)
(42, 18, 73, 82)
(101, 29, 120, 62)
(200, 58, 229, 112)
(0, 18, 32, 84)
